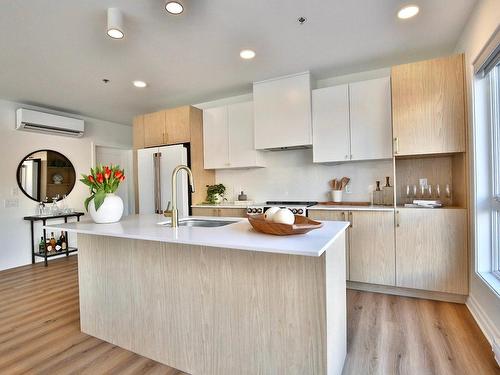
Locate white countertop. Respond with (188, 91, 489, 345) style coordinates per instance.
(308, 204, 394, 212)
(44, 214, 349, 257)
(191, 203, 254, 208)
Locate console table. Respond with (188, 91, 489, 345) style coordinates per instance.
(24, 212, 84, 266)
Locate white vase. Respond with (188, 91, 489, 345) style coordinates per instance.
(89, 193, 124, 224)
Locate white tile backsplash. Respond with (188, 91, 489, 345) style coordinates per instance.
(215, 149, 393, 203)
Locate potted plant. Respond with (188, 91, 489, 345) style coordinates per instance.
(205, 184, 226, 204)
(80, 165, 125, 223)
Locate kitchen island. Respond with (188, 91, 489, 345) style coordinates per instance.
(45, 214, 349, 375)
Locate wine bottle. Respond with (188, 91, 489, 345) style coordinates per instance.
(46, 237, 52, 253)
(60, 231, 67, 251)
(50, 232, 57, 250)
(38, 237, 45, 254)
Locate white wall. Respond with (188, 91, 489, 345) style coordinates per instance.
(455, 0, 500, 357)
(0, 99, 132, 271)
(216, 149, 393, 203)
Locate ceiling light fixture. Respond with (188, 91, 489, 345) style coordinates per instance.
(297, 17, 307, 25)
(240, 49, 256, 60)
(165, 1, 184, 15)
(133, 80, 147, 88)
(107, 8, 124, 39)
(397, 5, 419, 19)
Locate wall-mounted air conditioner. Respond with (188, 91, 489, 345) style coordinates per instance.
(16, 108, 84, 137)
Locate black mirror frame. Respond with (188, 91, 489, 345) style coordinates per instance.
(16, 149, 76, 202)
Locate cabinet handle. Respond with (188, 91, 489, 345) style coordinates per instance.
(350, 154, 353, 160)
(395, 210, 400, 227)
(349, 211, 353, 228)
(341, 211, 346, 220)
(394, 137, 399, 154)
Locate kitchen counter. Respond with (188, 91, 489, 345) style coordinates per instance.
(44, 214, 348, 375)
(309, 204, 394, 212)
(45, 214, 349, 257)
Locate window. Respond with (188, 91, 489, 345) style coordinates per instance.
(490, 64, 500, 279)
(473, 26, 500, 289)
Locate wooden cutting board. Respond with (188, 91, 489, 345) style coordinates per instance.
(319, 201, 371, 206)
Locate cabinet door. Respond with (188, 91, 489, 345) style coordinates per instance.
(349, 77, 392, 161)
(227, 101, 264, 168)
(218, 208, 248, 218)
(392, 54, 466, 155)
(254, 72, 312, 149)
(164, 106, 191, 145)
(307, 209, 350, 280)
(349, 211, 395, 285)
(144, 111, 166, 147)
(203, 106, 229, 169)
(312, 85, 350, 163)
(395, 208, 467, 294)
(192, 207, 219, 216)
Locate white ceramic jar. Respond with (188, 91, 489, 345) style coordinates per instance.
(89, 193, 124, 224)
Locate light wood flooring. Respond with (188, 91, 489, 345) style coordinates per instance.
(0, 256, 498, 375)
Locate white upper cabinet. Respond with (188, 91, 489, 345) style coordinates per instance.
(312, 84, 350, 163)
(349, 77, 392, 160)
(253, 72, 312, 150)
(203, 101, 265, 169)
(312, 77, 392, 163)
(203, 106, 229, 169)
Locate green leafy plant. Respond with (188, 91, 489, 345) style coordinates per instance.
(79, 165, 125, 211)
(205, 184, 226, 204)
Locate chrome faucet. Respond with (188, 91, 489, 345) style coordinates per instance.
(164, 165, 195, 227)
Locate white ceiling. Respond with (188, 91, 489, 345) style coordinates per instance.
(0, 0, 476, 125)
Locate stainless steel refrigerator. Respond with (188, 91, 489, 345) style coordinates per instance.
(137, 144, 189, 216)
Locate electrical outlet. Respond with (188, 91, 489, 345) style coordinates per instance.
(419, 178, 428, 187)
(4, 198, 19, 208)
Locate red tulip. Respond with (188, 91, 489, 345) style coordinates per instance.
(114, 170, 123, 179)
(88, 175, 95, 183)
(104, 167, 111, 180)
(119, 175, 125, 181)
(96, 173, 104, 184)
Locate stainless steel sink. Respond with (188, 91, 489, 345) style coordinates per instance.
(158, 218, 238, 227)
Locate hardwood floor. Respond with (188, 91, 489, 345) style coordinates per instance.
(0, 256, 498, 375)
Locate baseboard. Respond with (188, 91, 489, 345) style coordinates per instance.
(347, 281, 467, 304)
(466, 295, 500, 366)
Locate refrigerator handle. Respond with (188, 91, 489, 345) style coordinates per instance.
(153, 152, 162, 214)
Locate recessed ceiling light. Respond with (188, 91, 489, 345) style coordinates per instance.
(297, 16, 307, 25)
(397, 5, 419, 19)
(133, 81, 147, 88)
(165, 1, 184, 15)
(107, 8, 124, 39)
(240, 49, 256, 60)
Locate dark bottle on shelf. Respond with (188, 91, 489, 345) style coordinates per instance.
(59, 232, 67, 251)
(38, 237, 45, 254)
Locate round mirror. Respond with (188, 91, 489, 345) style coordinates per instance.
(16, 150, 76, 202)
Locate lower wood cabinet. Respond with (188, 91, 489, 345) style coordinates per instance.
(349, 211, 395, 285)
(395, 208, 468, 295)
(192, 207, 247, 218)
(308, 209, 395, 286)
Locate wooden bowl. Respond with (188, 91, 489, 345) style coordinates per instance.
(247, 214, 323, 236)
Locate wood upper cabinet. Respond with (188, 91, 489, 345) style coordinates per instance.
(349, 77, 392, 161)
(144, 111, 166, 147)
(392, 54, 466, 156)
(312, 77, 392, 163)
(395, 208, 468, 294)
(312, 85, 350, 162)
(164, 106, 191, 145)
(143, 107, 191, 148)
(203, 101, 264, 169)
(254, 72, 312, 149)
(349, 211, 395, 286)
